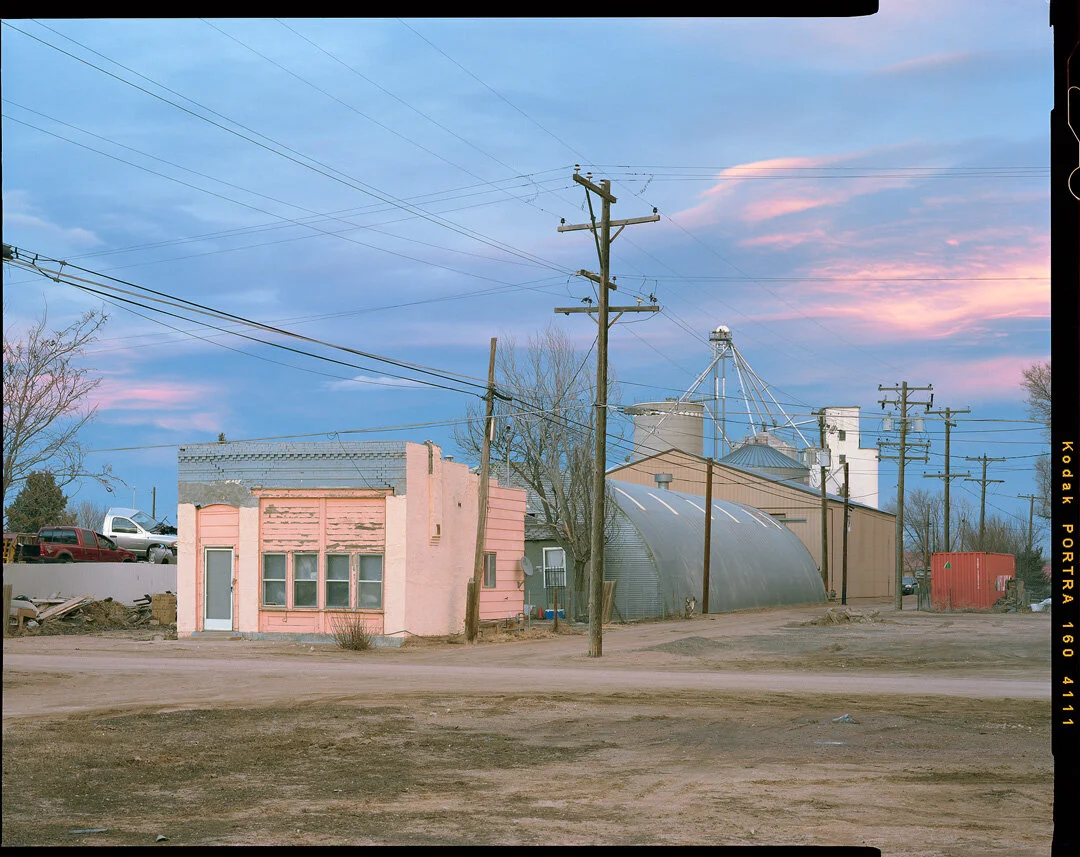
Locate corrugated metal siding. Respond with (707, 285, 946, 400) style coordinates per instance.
(931, 552, 1015, 610)
(608, 449, 894, 599)
(604, 510, 662, 620)
(607, 481, 825, 618)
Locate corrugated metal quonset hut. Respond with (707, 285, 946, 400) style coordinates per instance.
(603, 479, 826, 620)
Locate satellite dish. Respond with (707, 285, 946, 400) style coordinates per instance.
(520, 556, 536, 576)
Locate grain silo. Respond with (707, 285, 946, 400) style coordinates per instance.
(626, 400, 704, 461)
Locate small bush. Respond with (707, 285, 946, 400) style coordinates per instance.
(329, 613, 375, 651)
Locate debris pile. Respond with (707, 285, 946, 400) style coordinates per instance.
(801, 607, 882, 626)
(8, 592, 177, 634)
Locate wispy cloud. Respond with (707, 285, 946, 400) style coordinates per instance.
(2, 191, 103, 249)
(324, 374, 427, 392)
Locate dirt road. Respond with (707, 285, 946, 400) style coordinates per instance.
(1, 600, 1054, 852)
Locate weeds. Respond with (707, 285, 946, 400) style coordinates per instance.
(329, 613, 375, 651)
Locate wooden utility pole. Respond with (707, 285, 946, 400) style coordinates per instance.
(702, 457, 714, 613)
(964, 454, 1006, 542)
(878, 382, 934, 610)
(1019, 493, 1038, 551)
(465, 337, 498, 643)
(556, 169, 659, 658)
(813, 409, 830, 593)
(841, 460, 850, 606)
(924, 406, 970, 550)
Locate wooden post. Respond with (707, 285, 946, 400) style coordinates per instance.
(3, 584, 12, 638)
(816, 410, 829, 593)
(466, 338, 498, 643)
(702, 457, 714, 613)
(841, 461, 850, 606)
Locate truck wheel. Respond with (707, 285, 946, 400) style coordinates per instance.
(59, 553, 74, 563)
(149, 545, 172, 563)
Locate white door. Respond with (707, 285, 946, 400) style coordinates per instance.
(204, 548, 234, 631)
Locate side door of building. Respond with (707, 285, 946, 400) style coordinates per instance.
(203, 547, 234, 631)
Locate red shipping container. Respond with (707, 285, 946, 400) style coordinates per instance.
(930, 552, 1015, 610)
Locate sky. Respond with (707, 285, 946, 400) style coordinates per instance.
(1, 10, 1054, 546)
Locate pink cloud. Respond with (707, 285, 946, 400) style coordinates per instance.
(677, 150, 919, 229)
(906, 353, 1049, 402)
(87, 380, 217, 413)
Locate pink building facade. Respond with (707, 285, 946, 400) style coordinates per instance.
(176, 440, 526, 641)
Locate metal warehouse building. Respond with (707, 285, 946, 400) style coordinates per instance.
(606, 447, 896, 600)
(524, 478, 826, 621)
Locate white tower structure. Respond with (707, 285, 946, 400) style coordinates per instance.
(807, 406, 880, 509)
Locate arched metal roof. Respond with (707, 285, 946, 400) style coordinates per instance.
(606, 479, 825, 617)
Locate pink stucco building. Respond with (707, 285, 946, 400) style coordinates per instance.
(175, 440, 526, 642)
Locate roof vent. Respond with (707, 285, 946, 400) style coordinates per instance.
(654, 473, 673, 490)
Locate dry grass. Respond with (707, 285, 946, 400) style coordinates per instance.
(327, 613, 375, 651)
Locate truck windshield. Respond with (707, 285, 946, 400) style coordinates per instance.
(131, 511, 162, 531)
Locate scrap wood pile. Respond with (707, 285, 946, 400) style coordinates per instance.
(9, 592, 177, 633)
(801, 606, 882, 626)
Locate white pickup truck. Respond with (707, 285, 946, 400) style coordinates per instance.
(101, 507, 178, 562)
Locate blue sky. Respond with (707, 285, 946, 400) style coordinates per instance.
(1, 11, 1053, 542)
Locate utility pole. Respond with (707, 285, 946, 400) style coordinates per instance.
(466, 338, 498, 644)
(811, 409, 830, 593)
(841, 460, 850, 606)
(151, 486, 156, 520)
(964, 454, 1006, 542)
(1019, 493, 1038, 551)
(702, 457, 714, 613)
(924, 406, 971, 551)
(556, 168, 659, 658)
(878, 382, 934, 610)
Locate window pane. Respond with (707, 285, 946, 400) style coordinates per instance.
(326, 581, 350, 608)
(262, 554, 287, 606)
(263, 554, 286, 579)
(327, 554, 350, 581)
(359, 555, 383, 582)
(263, 580, 286, 606)
(358, 582, 382, 609)
(295, 553, 318, 581)
(483, 552, 496, 588)
(294, 580, 317, 607)
(326, 555, 350, 608)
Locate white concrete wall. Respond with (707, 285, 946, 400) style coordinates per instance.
(3, 562, 176, 604)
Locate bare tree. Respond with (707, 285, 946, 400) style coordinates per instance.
(70, 497, 109, 531)
(3, 304, 116, 510)
(1020, 360, 1051, 519)
(454, 324, 622, 601)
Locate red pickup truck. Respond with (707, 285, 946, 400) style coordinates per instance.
(37, 527, 137, 563)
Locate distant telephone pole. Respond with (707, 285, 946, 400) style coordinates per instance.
(841, 460, 850, 606)
(811, 408, 830, 593)
(556, 168, 658, 658)
(878, 382, 934, 610)
(923, 406, 971, 551)
(1018, 493, 1038, 551)
(964, 454, 1006, 542)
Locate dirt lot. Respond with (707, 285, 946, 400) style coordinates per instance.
(1, 598, 1054, 852)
